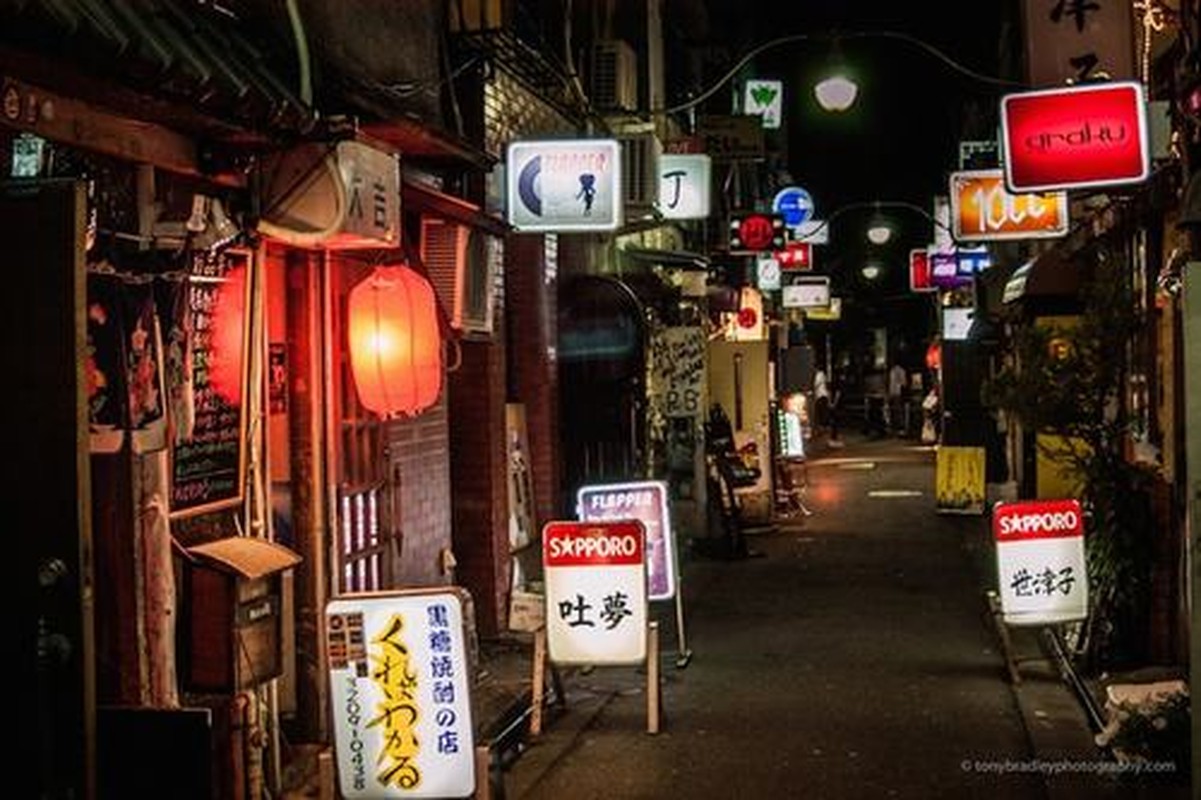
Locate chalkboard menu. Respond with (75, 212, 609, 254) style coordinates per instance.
(170, 249, 250, 517)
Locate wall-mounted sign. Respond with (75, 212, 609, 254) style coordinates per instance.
(775, 241, 812, 270)
(653, 327, 706, 418)
(959, 139, 999, 170)
(657, 153, 711, 220)
(933, 196, 954, 250)
(756, 256, 781, 291)
(929, 246, 991, 288)
(728, 212, 786, 253)
(697, 115, 765, 161)
(804, 296, 842, 321)
(327, 589, 476, 798)
(543, 520, 649, 664)
(577, 480, 678, 600)
(1001, 81, 1149, 193)
(794, 219, 829, 244)
(781, 276, 830, 309)
(744, 79, 784, 129)
(507, 139, 621, 232)
(994, 499, 1088, 625)
(910, 248, 936, 293)
(772, 186, 814, 227)
(942, 307, 976, 341)
(950, 169, 1068, 241)
(1021, 0, 1134, 86)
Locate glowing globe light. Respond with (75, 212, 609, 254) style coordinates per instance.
(814, 75, 858, 112)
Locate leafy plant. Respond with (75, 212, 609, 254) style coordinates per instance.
(984, 245, 1157, 670)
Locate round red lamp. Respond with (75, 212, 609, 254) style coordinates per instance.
(348, 263, 443, 417)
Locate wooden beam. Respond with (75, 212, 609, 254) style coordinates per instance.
(2, 75, 245, 188)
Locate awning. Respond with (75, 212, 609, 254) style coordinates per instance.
(402, 178, 510, 237)
(1002, 249, 1080, 304)
(622, 246, 711, 271)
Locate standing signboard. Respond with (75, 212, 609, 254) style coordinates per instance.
(577, 481, 677, 601)
(507, 139, 621, 232)
(993, 499, 1088, 625)
(543, 520, 648, 665)
(326, 589, 476, 799)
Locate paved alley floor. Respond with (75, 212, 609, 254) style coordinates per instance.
(500, 437, 1181, 800)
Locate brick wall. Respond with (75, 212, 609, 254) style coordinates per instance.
(387, 396, 455, 587)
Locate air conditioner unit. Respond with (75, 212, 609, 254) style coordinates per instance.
(591, 40, 638, 112)
(420, 217, 497, 336)
(618, 132, 662, 212)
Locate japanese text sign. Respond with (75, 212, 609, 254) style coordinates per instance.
(729, 212, 786, 253)
(543, 521, 649, 665)
(654, 327, 707, 417)
(775, 241, 813, 270)
(326, 589, 476, 799)
(1022, 0, 1134, 86)
(507, 139, 621, 232)
(950, 169, 1068, 241)
(781, 276, 831, 309)
(1001, 81, 1149, 193)
(658, 153, 712, 220)
(577, 480, 677, 600)
(993, 499, 1089, 625)
(910, 248, 935, 293)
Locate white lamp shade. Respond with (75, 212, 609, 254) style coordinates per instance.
(861, 263, 882, 280)
(814, 75, 858, 111)
(866, 222, 893, 244)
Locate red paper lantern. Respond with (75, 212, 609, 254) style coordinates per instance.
(348, 264, 443, 417)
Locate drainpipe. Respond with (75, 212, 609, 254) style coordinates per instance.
(285, 0, 313, 107)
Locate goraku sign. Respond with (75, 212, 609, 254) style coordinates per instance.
(1000, 82, 1149, 193)
(993, 499, 1089, 625)
(507, 139, 621, 232)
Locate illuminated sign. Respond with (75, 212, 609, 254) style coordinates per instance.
(994, 499, 1088, 625)
(543, 520, 649, 664)
(775, 241, 812, 270)
(658, 153, 711, 220)
(772, 186, 815, 227)
(781, 276, 830, 309)
(577, 480, 678, 600)
(327, 590, 476, 798)
(950, 169, 1068, 241)
(804, 296, 842, 321)
(1001, 82, 1149, 193)
(910, 248, 935, 293)
(728, 212, 786, 253)
(507, 139, 621, 232)
(756, 257, 781, 291)
(744, 79, 784, 129)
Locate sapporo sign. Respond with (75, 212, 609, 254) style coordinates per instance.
(993, 499, 1088, 626)
(949, 169, 1068, 241)
(544, 520, 649, 665)
(1000, 81, 1149, 193)
(327, 589, 476, 799)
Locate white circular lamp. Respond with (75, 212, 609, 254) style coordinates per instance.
(814, 74, 858, 112)
(866, 220, 894, 244)
(861, 262, 882, 280)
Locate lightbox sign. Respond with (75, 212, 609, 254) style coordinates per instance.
(729, 212, 786, 254)
(775, 241, 812, 270)
(950, 169, 1068, 241)
(993, 499, 1088, 625)
(804, 296, 842, 321)
(577, 480, 677, 601)
(658, 153, 711, 220)
(507, 139, 621, 232)
(910, 248, 935, 293)
(930, 246, 991, 288)
(543, 520, 649, 664)
(327, 589, 476, 798)
(744, 79, 784, 129)
(772, 186, 815, 227)
(1000, 81, 1149, 193)
(781, 276, 830, 309)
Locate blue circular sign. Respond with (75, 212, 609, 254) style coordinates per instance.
(773, 187, 814, 227)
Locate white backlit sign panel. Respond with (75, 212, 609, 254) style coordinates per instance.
(658, 153, 712, 220)
(507, 139, 621, 232)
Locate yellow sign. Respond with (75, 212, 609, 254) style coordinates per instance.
(935, 446, 986, 514)
(950, 169, 1067, 242)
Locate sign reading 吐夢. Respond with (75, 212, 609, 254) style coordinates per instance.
(993, 499, 1088, 625)
(543, 520, 649, 664)
(577, 481, 677, 601)
(326, 589, 476, 799)
(507, 139, 621, 232)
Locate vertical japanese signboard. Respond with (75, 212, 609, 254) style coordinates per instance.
(543, 521, 649, 665)
(993, 499, 1088, 625)
(327, 590, 475, 799)
(1022, 0, 1134, 86)
(577, 481, 677, 601)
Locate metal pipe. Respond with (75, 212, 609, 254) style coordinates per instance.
(1043, 627, 1107, 732)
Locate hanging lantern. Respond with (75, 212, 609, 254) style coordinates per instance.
(348, 263, 443, 417)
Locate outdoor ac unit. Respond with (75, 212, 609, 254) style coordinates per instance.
(619, 132, 662, 212)
(591, 40, 638, 112)
(421, 217, 497, 336)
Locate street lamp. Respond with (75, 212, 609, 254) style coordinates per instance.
(861, 262, 883, 280)
(866, 217, 895, 244)
(814, 74, 858, 112)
